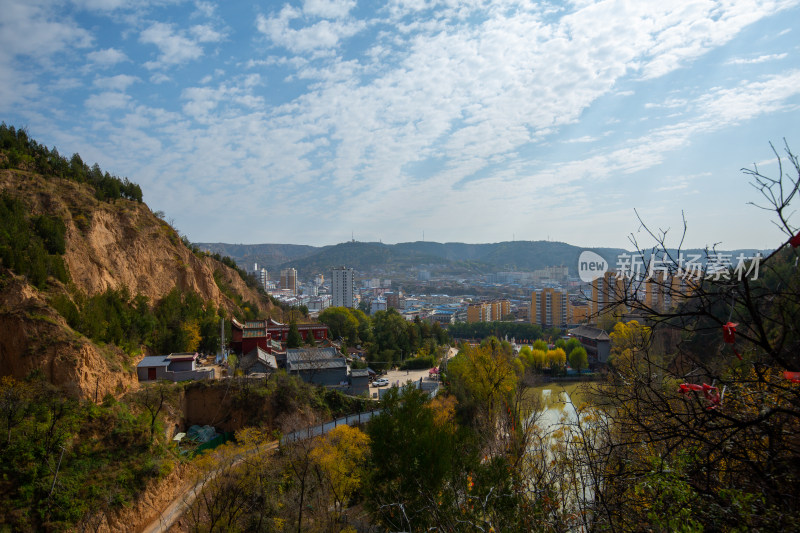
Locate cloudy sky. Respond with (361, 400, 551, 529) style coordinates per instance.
(2, 0, 799, 250)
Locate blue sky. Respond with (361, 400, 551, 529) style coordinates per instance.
(2, 0, 799, 250)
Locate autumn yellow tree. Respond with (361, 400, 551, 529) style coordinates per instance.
(546, 347, 566, 372)
(447, 337, 521, 428)
(181, 320, 202, 352)
(608, 320, 652, 379)
(310, 425, 370, 513)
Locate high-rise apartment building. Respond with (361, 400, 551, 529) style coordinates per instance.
(256, 268, 269, 292)
(280, 268, 297, 295)
(332, 266, 355, 308)
(530, 288, 569, 327)
(466, 300, 511, 323)
(590, 271, 623, 318)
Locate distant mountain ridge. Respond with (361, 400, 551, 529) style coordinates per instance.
(196, 240, 770, 279)
(196, 242, 320, 270)
(196, 240, 630, 277)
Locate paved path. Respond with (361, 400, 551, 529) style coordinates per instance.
(139, 441, 278, 533)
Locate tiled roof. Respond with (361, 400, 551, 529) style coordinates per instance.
(137, 356, 169, 367)
(287, 347, 339, 362)
(288, 358, 347, 371)
(569, 325, 611, 340)
(167, 352, 198, 361)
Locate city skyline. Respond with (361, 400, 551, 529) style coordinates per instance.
(2, 0, 799, 250)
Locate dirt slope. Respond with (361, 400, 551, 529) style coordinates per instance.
(0, 168, 271, 398)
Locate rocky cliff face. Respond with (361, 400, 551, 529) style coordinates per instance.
(0, 168, 272, 398)
(1, 169, 265, 313)
(0, 276, 137, 399)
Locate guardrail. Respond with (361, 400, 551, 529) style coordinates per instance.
(280, 410, 382, 445)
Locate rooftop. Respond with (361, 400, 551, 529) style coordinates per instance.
(569, 325, 611, 341)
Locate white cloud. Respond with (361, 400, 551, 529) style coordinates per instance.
(181, 76, 264, 120)
(256, 7, 366, 53)
(303, 0, 357, 19)
(94, 74, 139, 91)
(564, 135, 600, 144)
(645, 97, 689, 110)
(0, 1, 92, 60)
(140, 21, 223, 68)
(727, 53, 788, 65)
(194, 1, 217, 18)
(149, 72, 171, 84)
(85, 91, 131, 110)
(190, 24, 224, 43)
(72, 0, 128, 10)
(86, 47, 128, 66)
(5, 0, 797, 248)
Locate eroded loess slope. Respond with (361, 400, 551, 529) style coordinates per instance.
(0, 168, 271, 398)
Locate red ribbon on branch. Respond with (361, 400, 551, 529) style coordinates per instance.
(789, 231, 800, 248)
(722, 322, 742, 360)
(784, 371, 800, 383)
(679, 382, 722, 409)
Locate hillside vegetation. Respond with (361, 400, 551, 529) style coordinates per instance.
(0, 123, 272, 398)
(0, 125, 357, 532)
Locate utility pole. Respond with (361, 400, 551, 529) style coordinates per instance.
(220, 317, 226, 363)
(49, 445, 66, 498)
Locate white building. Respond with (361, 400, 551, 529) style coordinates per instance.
(332, 266, 355, 308)
(370, 297, 387, 315)
(256, 268, 269, 291)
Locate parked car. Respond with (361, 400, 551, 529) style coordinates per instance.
(373, 377, 389, 387)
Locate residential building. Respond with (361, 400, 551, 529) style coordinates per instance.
(466, 300, 511, 322)
(370, 296, 387, 315)
(530, 288, 569, 327)
(569, 300, 590, 324)
(385, 291, 400, 309)
(255, 267, 269, 292)
(280, 268, 297, 294)
(332, 266, 355, 308)
(590, 271, 624, 318)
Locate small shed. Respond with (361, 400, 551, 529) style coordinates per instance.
(350, 368, 370, 396)
(137, 356, 170, 381)
(136, 352, 211, 383)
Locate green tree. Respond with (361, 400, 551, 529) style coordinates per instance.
(366, 386, 470, 531)
(372, 308, 411, 360)
(532, 339, 548, 351)
(287, 320, 302, 349)
(319, 307, 359, 344)
(568, 346, 588, 372)
(131, 381, 178, 444)
(565, 337, 582, 356)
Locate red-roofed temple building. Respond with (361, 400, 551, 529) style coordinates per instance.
(231, 318, 329, 355)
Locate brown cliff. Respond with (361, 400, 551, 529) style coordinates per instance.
(0, 168, 272, 398)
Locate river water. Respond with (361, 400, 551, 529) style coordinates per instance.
(525, 381, 603, 530)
